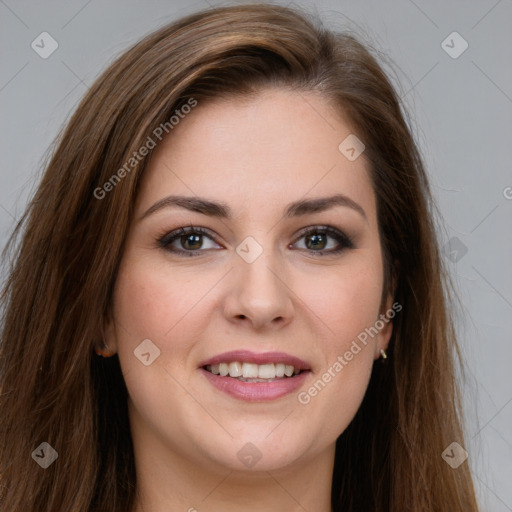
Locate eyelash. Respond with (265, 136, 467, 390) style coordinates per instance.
(157, 224, 355, 257)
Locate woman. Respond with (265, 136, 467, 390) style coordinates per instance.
(0, 3, 480, 511)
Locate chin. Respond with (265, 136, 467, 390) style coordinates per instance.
(200, 432, 309, 473)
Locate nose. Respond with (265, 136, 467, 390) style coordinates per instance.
(223, 249, 294, 331)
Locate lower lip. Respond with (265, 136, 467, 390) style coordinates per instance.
(199, 368, 310, 402)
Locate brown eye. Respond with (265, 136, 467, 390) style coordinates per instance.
(304, 232, 328, 250)
(292, 226, 354, 256)
(180, 233, 203, 250)
(158, 226, 221, 256)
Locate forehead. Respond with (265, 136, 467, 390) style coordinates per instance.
(136, 88, 376, 225)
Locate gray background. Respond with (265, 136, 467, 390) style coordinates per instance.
(1, 0, 511, 509)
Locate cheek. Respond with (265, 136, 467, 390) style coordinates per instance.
(112, 255, 215, 344)
(108, 257, 192, 399)
(110, 253, 231, 403)
(110, 257, 213, 438)
(296, 254, 384, 350)
(293, 255, 382, 436)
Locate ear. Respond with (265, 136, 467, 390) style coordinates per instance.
(97, 308, 118, 354)
(374, 293, 394, 359)
(374, 261, 399, 359)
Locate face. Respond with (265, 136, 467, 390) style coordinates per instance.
(105, 88, 393, 475)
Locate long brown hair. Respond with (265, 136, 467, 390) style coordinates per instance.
(0, 3, 479, 511)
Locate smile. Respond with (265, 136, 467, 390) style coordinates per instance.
(204, 362, 302, 381)
(198, 350, 312, 402)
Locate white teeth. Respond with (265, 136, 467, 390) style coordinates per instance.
(284, 365, 294, 377)
(258, 363, 275, 379)
(205, 361, 303, 379)
(242, 362, 259, 378)
(229, 361, 242, 377)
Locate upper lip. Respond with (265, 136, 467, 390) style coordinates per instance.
(198, 350, 311, 370)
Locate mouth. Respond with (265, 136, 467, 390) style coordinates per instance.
(198, 350, 312, 402)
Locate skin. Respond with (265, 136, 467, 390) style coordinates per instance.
(104, 88, 394, 512)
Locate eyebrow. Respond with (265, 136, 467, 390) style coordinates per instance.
(140, 193, 367, 221)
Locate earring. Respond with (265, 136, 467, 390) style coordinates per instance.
(380, 349, 388, 360)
